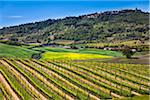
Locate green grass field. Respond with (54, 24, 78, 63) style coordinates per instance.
(32, 47, 122, 56)
(34, 47, 122, 59)
(0, 43, 122, 60)
(33, 47, 123, 60)
(0, 43, 39, 58)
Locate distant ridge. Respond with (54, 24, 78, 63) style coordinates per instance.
(0, 9, 149, 44)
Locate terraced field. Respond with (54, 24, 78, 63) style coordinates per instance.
(0, 58, 149, 100)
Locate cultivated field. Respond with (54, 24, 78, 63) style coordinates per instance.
(0, 58, 149, 100)
(0, 43, 39, 58)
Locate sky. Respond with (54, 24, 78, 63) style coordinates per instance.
(0, 0, 149, 28)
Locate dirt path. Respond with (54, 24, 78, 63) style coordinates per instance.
(96, 66, 149, 91)
(59, 61, 144, 96)
(0, 60, 47, 100)
(102, 55, 149, 65)
(131, 91, 141, 96)
(45, 61, 123, 98)
(15, 60, 75, 100)
(29, 60, 100, 100)
(59, 62, 124, 98)
(0, 73, 20, 100)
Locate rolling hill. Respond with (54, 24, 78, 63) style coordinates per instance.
(0, 9, 149, 44)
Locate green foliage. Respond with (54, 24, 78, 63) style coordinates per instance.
(33, 47, 123, 57)
(0, 9, 149, 44)
(122, 47, 136, 58)
(0, 58, 149, 99)
(0, 43, 39, 58)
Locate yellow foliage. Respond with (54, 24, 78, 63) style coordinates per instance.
(42, 52, 112, 60)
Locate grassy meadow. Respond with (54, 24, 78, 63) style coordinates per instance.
(0, 43, 123, 60)
(0, 43, 39, 58)
(33, 47, 122, 60)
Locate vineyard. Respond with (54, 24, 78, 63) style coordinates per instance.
(0, 58, 149, 100)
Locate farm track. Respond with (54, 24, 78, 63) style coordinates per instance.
(0, 58, 149, 100)
(49, 61, 135, 95)
(97, 66, 149, 87)
(0, 60, 47, 100)
(96, 63, 150, 83)
(114, 67, 149, 78)
(86, 64, 149, 90)
(45, 61, 124, 97)
(34, 60, 121, 98)
(26, 60, 100, 100)
(0, 73, 19, 100)
(51, 60, 149, 95)
(73, 62, 150, 84)
(15, 60, 74, 100)
(71, 62, 149, 90)
(0, 85, 7, 100)
(10, 59, 62, 100)
(94, 66, 150, 90)
(32, 60, 113, 99)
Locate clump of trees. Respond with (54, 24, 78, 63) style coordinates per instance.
(122, 46, 136, 58)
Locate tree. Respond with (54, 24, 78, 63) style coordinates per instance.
(122, 46, 136, 58)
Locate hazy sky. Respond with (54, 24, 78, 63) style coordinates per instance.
(0, 0, 149, 28)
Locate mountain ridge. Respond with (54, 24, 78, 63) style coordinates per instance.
(0, 9, 149, 44)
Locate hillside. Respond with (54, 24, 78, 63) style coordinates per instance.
(0, 43, 39, 58)
(0, 9, 149, 44)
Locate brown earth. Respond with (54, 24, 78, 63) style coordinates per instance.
(103, 55, 149, 65)
(74, 54, 149, 65)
